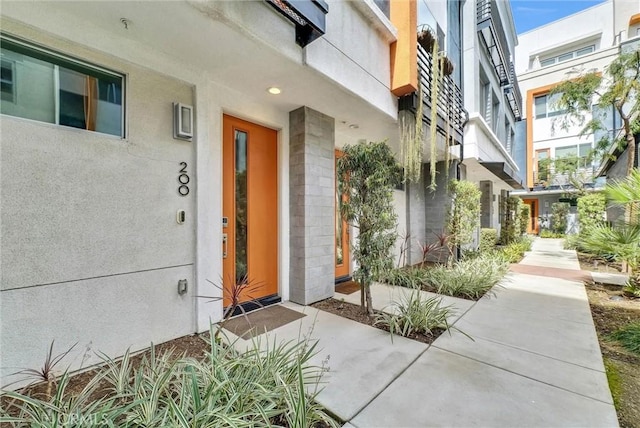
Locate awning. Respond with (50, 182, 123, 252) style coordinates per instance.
(629, 13, 640, 26)
(480, 161, 524, 189)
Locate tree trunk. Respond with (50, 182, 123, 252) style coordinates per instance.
(623, 118, 636, 177)
(360, 282, 365, 309)
(365, 282, 374, 316)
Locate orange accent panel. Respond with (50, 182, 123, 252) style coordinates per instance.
(390, 0, 418, 97)
(222, 115, 278, 306)
(523, 199, 539, 234)
(335, 150, 350, 278)
(525, 82, 561, 188)
(630, 13, 640, 26)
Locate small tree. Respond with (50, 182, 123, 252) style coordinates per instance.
(337, 141, 402, 315)
(519, 204, 531, 235)
(552, 51, 640, 177)
(501, 196, 522, 244)
(577, 193, 606, 238)
(551, 202, 570, 234)
(446, 180, 481, 256)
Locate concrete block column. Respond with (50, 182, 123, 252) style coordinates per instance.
(480, 180, 493, 228)
(289, 106, 335, 305)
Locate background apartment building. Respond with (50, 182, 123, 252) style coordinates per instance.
(512, 0, 640, 233)
(460, 0, 524, 239)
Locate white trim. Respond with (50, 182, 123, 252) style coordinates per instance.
(468, 113, 520, 171)
(351, 0, 397, 43)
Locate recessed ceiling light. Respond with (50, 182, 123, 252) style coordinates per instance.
(267, 87, 281, 95)
(349, 124, 359, 129)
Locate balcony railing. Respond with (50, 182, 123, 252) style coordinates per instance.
(398, 44, 467, 146)
(476, 0, 522, 121)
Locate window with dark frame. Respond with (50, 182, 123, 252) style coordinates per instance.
(0, 36, 124, 137)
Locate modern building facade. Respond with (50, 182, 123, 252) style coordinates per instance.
(460, 0, 523, 239)
(0, 0, 471, 388)
(512, 0, 640, 233)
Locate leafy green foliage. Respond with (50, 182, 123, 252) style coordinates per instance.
(1, 331, 337, 427)
(577, 193, 606, 238)
(540, 230, 565, 238)
(480, 228, 498, 253)
(374, 291, 453, 340)
(552, 51, 640, 176)
(422, 253, 510, 299)
(610, 322, 640, 355)
(519, 204, 530, 235)
(338, 141, 402, 314)
(551, 202, 570, 234)
(501, 197, 523, 245)
(447, 180, 481, 249)
(579, 170, 640, 294)
(380, 251, 510, 300)
(499, 237, 533, 263)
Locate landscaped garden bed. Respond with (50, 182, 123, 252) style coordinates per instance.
(311, 298, 445, 345)
(0, 330, 339, 427)
(585, 281, 639, 428)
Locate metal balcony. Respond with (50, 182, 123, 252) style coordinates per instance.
(398, 44, 468, 146)
(477, 0, 522, 121)
(265, 0, 329, 47)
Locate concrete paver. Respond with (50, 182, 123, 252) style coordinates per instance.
(222, 302, 427, 422)
(351, 347, 618, 428)
(591, 271, 629, 286)
(224, 238, 616, 427)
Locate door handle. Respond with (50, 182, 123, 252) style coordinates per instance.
(222, 233, 228, 258)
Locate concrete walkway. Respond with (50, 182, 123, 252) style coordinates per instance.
(224, 238, 618, 427)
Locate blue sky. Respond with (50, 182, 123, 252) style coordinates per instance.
(511, 0, 607, 34)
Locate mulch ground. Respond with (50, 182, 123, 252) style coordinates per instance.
(585, 281, 640, 428)
(311, 298, 443, 345)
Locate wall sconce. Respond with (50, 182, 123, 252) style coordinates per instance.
(173, 103, 193, 141)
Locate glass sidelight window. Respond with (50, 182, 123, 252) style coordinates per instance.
(235, 130, 248, 281)
(0, 35, 124, 137)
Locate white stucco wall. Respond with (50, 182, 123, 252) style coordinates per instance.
(0, 0, 403, 389)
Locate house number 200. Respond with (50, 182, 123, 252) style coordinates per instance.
(178, 162, 190, 196)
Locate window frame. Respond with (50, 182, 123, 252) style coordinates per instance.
(0, 57, 16, 103)
(0, 33, 126, 138)
(534, 93, 567, 119)
(538, 44, 596, 68)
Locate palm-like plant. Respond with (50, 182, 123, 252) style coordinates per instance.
(580, 169, 640, 296)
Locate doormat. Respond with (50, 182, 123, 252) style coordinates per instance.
(335, 280, 360, 295)
(223, 305, 306, 340)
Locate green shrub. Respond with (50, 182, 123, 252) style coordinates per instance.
(380, 267, 426, 288)
(551, 202, 570, 234)
(374, 291, 453, 340)
(1, 329, 338, 427)
(499, 237, 533, 263)
(501, 196, 523, 245)
(480, 228, 498, 253)
(540, 230, 565, 238)
(577, 193, 606, 237)
(422, 253, 510, 299)
(519, 204, 530, 235)
(610, 322, 640, 355)
(447, 180, 481, 248)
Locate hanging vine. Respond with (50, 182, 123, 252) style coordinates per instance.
(400, 74, 424, 183)
(428, 38, 441, 191)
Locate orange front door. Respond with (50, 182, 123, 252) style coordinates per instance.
(335, 150, 350, 279)
(523, 199, 539, 234)
(222, 114, 278, 306)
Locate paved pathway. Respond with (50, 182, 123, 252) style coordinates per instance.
(225, 238, 618, 427)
